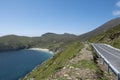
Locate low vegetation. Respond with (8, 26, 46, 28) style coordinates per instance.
(72, 59, 96, 69)
(0, 33, 78, 52)
(22, 42, 83, 80)
(0, 35, 34, 51)
(23, 43, 110, 80)
(32, 33, 78, 52)
(78, 17, 120, 41)
(90, 24, 120, 49)
(45, 44, 103, 80)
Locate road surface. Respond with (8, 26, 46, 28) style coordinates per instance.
(92, 44, 120, 73)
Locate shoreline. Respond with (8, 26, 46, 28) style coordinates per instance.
(29, 48, 53, 54)
(20, 48, 54, 80)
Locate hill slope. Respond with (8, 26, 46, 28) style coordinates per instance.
(0, 33, 78, 52)
(32, 33, 78, 52)
(90, 24, 120, 49)
(79, 17, 120, 40)
(23, 42, 84, 80)
(0, 35, 34, 51)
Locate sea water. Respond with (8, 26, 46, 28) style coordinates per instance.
(0, 49, 52, 80)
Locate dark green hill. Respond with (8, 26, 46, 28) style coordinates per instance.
(0, 35, 34, 51)
(0, 33, 78, 52)
(32, 33, 78, 52)
(79, 17, 120, 40)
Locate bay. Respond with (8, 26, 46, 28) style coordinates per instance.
(0, 49, 52, 80)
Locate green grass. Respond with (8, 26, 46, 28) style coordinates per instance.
(89, 24, 120, 49)
(72, 59, 97, 70)
(86, 45, 92, 51)
(22, 42, 83, 80)
(112, 42, 120, 49)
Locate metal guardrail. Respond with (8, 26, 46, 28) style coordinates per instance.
(92, 44, 120, 80)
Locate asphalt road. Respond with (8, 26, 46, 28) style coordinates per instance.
(92, 44, 120, 73)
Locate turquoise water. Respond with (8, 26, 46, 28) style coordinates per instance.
(0, 49, 52, 80)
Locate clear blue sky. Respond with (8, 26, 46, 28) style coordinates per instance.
(0, 0, 120, 36)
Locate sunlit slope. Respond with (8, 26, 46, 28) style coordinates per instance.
(90, 24, 120, 49)
(23, 42, 83, 80)
(79, 17, 120, 40)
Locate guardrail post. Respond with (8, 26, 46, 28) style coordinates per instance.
(103, 59, 104, 65)
(107, 63, 110, 73)
(117, 73, 120, 80)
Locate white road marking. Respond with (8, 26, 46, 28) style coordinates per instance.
(96, 45, 120, 60)
(92, 44, 120, 74)
(104, 44, 120, 52)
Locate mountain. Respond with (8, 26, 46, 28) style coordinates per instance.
(1, 18, 120, 52)
(79, 17, 120, 40)
(32, 33, 78, 52)
(0, 33, 78, 52)
(90, 24, 120, 49)
(35, 33, 77, 43)
(0, 35, 34, 51)
(22, 18, 120, 80)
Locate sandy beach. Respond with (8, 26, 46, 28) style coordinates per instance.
(29, 48, 53, 54)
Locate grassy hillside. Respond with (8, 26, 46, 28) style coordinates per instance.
(29, 33, 78, 53)
(79, 17, 120, 40)
(0, 33, 77, 52)
(90, 24, 120, 49)
(22, 42, 83, 80)
(0, 35, 34, 51)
